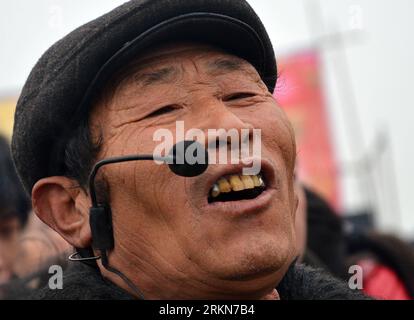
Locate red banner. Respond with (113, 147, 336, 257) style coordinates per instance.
(275, 50, 341, 210)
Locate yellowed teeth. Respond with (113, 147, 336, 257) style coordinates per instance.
(210, 174, 265, 198)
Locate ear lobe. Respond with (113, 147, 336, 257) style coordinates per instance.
(32, 177, 92, 248)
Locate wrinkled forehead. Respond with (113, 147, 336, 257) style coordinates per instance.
(113, 42, 262, 89)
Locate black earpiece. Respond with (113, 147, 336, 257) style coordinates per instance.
(89, 204, 114, 251)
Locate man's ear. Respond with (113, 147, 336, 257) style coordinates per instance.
(32, 176, 92, 248)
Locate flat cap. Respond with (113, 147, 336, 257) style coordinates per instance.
(12, 0, 277, 193)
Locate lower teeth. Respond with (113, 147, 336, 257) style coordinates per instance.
(208, 186, 265, 203)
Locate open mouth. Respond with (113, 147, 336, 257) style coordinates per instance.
(208, 172, 266, 203)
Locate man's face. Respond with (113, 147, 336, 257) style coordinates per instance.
(90, 44, 298, 298)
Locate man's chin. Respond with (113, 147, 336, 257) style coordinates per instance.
(212, 240, 293, 282)
(220, 261, 282, 282)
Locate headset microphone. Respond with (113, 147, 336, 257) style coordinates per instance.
(84, 140, 208, 299)
(89, 140, 208, 206)
(167, 140, 209, 177)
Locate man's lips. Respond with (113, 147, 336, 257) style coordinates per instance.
(204, 187, 276, 216)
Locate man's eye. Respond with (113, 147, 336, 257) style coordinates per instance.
(145, 105, 180, 119)
(223, 92, 257, 102)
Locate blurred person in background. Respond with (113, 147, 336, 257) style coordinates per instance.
(2, 212, 72, 299)
(13, 214, 72, 279)
(347, 231, 414, 300)
(293, 182, 330, 270)
(298, 185, 414, 300)
(0, 135, 71, 299)
(304, 187, 348, 280)
(0, 135, 30, 298)
(8, 213, 72, 295)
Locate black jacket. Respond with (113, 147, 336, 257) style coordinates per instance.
(23, 262, 369, 300)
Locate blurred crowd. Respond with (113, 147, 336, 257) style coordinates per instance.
(0, 132, 413, 299)
(0, 135, 72, 299)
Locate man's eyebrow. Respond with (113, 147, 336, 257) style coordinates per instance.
(134, 66, 178, 87)
(206, 57, 249, 75)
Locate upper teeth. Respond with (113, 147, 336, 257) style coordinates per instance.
(210, 174, 264, 198)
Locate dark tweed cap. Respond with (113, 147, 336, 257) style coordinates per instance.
(12, 0, 277, 194)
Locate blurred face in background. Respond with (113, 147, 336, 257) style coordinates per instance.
(0, 136, 30, 288)
(0, 213, 22, 285)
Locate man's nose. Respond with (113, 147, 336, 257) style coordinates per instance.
(195, 101, 254, 151)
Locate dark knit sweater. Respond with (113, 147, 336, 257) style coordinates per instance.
(24, 262, 369, 300)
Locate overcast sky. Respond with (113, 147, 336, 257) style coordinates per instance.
(1, 0, 413, 237)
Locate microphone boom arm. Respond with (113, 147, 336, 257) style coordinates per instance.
(88, 154, 173, 207)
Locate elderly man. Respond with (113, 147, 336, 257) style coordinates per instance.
(12, 0, 367, 300)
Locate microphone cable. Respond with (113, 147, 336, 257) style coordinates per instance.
(100, 249, 146, 300)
